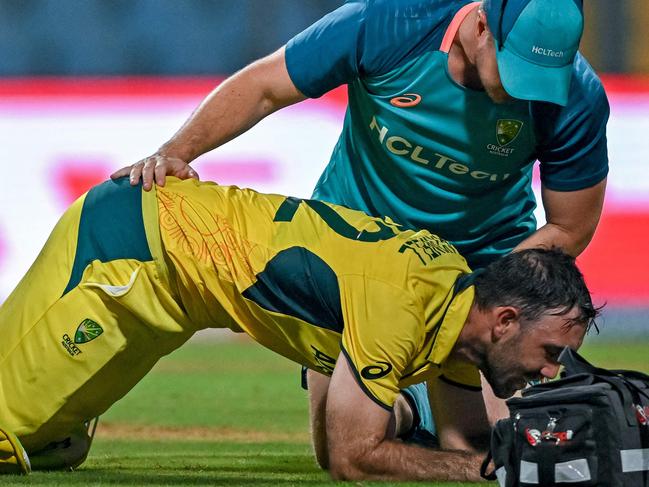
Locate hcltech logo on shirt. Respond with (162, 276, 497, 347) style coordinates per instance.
(369, 116, 512, 183)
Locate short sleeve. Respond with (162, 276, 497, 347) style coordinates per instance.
(285, 0, 462, 99)
(285, 1, 366, 98)
(535, 53, 610, 191)
(339, 275, 424, 410)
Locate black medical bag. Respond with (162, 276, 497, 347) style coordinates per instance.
(481, 347, 649, 486)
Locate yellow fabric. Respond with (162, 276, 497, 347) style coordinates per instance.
(0, 191, 199, 453)
(0, 177, 479, 455)
(0, 426, 30, 474)
(151, 179, 480, 409)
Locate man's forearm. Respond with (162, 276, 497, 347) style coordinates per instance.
(330, 438, 484, 482)
(159, 70, 271, 162)
(307, 368, 417, 471)
(158, 47, 305, 163)
(326, 355, 487, 482)
(307, 369, 330, 470)
(517, 180, 607, 257)
(513, 222, 590, 257)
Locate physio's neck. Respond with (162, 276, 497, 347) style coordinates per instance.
(447, 6, 483, 90)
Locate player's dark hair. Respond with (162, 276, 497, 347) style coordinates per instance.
(473, 248, 601, 332)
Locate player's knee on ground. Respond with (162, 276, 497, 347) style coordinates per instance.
(28, 422, 96, 472)
(0, 426, 31, 475)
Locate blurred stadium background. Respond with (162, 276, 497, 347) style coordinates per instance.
(0, 0, 647, 339)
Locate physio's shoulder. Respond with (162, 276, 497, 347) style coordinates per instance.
(360, 0, 471, 73)
(533, 53, 609, 132)
(364, 0, 463, 23)
(566, 53, 608, 112)
(532, 53, 610, 189)
(285, 0, 470, 96)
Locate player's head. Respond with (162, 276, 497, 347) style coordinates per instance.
(479, 0, 584, 106)
(471, 248, 600, 398)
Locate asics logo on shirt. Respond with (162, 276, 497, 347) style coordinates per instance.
(361, 361, 393, 380)
(390, 93, 422, 108)
(369, 116, 511, 183)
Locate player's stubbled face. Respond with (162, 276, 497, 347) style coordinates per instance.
(481, 310, 587, 398)
(475, 31, 513, 105)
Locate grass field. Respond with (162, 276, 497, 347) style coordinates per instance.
(4, 336, 648, 486)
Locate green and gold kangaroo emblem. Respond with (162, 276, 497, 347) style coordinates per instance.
(74, 319, 104, 344)
(496, 119, 523, 146)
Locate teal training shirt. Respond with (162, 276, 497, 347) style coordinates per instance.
(285, 0, 609, 268)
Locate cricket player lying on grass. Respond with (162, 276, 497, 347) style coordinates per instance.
(0, 177, 598, 481)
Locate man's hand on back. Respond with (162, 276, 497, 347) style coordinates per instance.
(111, 154, 199, 191)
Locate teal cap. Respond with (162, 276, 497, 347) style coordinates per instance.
(484, 0, 584, 106)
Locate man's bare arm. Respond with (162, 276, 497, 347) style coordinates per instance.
(514, 178, 607, 257)
(307, 368, 417, 471)
(325, 354, 485, 482)
(111, 46, 306, 190)
(306, 369, 331, 470)
(428, 376, 491, 452)
(480, 372, 511, 426)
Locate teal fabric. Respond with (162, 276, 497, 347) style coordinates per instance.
(63, 178, 152, 295)
(400, 382, 438, 446)
(286, 0, 608, 268)
(491, 0, 584, 105)
(242, 247, 343, 333)
(314, 50, 540, 268)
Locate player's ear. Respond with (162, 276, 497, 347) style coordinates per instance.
(491, 306, 521, 342)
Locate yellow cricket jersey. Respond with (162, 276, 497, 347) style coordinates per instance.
(146, 178, 481, 410)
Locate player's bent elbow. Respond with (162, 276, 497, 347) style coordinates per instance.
(327, 449, 371, 480)
(326, 448, 351, 479)
(328, 459, 361, 481)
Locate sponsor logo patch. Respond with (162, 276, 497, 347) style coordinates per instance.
(361, 362, 393, 380)
(390, 93, 422, 108)
(531, 46, 565, 58)
(369, 116, 512, 182)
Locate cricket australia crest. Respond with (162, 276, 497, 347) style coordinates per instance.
(74, 318, 104, 344)
(496, 119, 523, 146)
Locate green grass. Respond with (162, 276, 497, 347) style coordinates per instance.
(100, 340, 309, 433)
(579, 339, 649, 370)
(5, 338, 648, 486)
